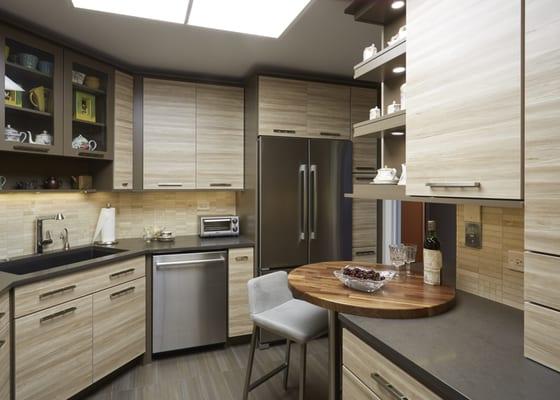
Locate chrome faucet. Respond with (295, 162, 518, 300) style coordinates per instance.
(36, 213, 64, 254)
(60, 228, 70, 251)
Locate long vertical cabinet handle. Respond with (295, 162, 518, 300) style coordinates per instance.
(310, 164, 318, 240)
(299, 164, 308, 240)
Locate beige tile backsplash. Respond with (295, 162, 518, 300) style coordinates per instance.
(0, 191, 235, 258)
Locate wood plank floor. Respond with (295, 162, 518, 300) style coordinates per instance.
(84, 338, 328, 400)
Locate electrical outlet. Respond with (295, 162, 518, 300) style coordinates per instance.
(197, 200, 210, 211)
(507, 250, 524, 272)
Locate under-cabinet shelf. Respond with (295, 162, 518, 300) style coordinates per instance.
(5, 104, 53, 117)
(5, 61, 53, 80)
(354, 39, 406, 81)
(73, 119, 105, 127)
(72, 83, 106, 95)
(353, 110, 406, 138)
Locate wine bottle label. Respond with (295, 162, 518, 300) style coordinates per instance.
(423, 249, 442, 285)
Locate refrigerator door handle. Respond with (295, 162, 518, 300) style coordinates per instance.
(310, 164, 318, 240)
(299, 164, 308, 240)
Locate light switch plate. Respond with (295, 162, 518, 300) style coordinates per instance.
(465, 222, 482, 248)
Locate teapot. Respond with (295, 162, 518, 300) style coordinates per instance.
(72, 134, 97, 151)
(374, 166, 399, 183)
(4, 125, 27, 143)
(29, 130, 53, 145)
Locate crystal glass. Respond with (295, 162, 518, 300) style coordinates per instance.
(403, 244, 418, 276)
(388, 244, 406, 276)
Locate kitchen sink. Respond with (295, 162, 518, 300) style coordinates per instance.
(0, 246, 126, 275)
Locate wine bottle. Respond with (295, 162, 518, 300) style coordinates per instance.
(423, 220, 442, 285)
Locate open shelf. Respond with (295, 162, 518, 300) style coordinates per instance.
(6, 104, 52, 117)
(5, 61, 52, 80)
(72, 83, 106, 95)
(345, 0, 406, 25)
(353, 110, 405, 138)
(354, 39, 406, 81)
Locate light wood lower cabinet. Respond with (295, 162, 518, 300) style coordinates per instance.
(228, 247, 254, 337)
(93, 277, 146, 381)
(343, 366, 380, 400)
(113, 70, 134, 190)
(525, 252, 560, 311)
(525, 302, 560, 372)
(343, 329, 441, 400)
(15, 296, 93, 400)
(0, 292, 10, 400)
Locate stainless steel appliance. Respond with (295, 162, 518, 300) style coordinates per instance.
(152, 251, 227, 353)
(199, 215, 240, 238)
(258, 136, 352, 273)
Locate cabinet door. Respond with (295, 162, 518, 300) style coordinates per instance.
(196, 84, 244, 189)
(307, 82, 351, 138)
(258, 76, 307, 136)
(353, 199, 377, 248)
(351, 86, 378, 174)
(525, 0, 560, 254)
(143, 78, 196, 189)
(228, 248, 254, 337)
(15, 296, 93, 400)
(113, 70, 134, 190)
(406, 0, 522, 199)
(93, 277, 145, 382)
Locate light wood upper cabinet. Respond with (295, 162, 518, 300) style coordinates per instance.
(113, 70, 134, 190)
(307, 82, 351, 138)
(406, 0, 522, 199)
(525, 0, 560, 254)
(259, 76, 308, 136)
(228, 247, 254, 337)
(143, 78, 196, 189)
(351, 87, 378, 173)
(196, 84, 244, 189)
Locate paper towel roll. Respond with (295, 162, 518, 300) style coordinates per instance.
(93, 205, 116, 244)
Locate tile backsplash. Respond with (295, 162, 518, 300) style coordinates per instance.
(0, 191, 235, 258)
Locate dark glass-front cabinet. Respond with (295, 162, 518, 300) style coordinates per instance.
(1, 25, 64, 155)
(63, 50, 114, 160)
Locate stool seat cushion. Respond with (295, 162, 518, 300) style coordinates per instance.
(252, 299, 328, 343)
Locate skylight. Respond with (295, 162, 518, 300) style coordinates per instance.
(71, 0, 190, 24)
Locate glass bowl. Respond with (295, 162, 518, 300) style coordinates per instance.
(333, 267, 395, 293)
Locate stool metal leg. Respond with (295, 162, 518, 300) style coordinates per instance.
(283, 340, 291, 390)
(243, 326, 258, 400)
(299, 343, 307, 400)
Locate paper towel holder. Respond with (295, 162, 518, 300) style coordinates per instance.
(93, 203, 119, 246)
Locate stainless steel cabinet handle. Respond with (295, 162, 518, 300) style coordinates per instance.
(320, 132, 342, 137)
(158, 183, 183, 187)
(13, 145, 50, 153)
(354, 176, 374, 181)
(273, 129, 296, 134)
(110, 286, 135, 300)
(0, 340, 5, 349)
(156, 257, 225, 269)
(234, 256, 249, 262)
(109, 268, 135, 280)
(0, 312, 5, 320)
(425, 182, 481, 188)
(355, 167, 376, 171)
(371, 373, 408, 400)
(121, 182, 129, 187)
(355, 250, 376, 256)
(39, 285, 77, 300)
(310, 164, 318, 240)
(40, 306, 77, 324)
(210, 183, 232, 187)
(299, 164, 308, 240)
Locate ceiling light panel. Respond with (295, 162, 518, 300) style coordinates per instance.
(187, 0, 312, 38)
(72, 0, 191, 24)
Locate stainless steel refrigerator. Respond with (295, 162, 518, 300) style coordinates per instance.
(258, 136, 352, 274)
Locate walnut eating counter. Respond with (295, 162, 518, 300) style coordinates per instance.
(287, 261, 456, 400)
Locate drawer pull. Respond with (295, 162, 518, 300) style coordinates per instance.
(235, 256, 250, 262)
(13, 145, 50, 153)
(109, 268, 136, 280)
(121, 182, 129, 187)
(157, 183, 183, 187)
(0, 340, 5, 349)
(425, 182, 480, 188)
(354, 176, 374, 181)
(210, 183, 232, 187)
(273, 129, 296, 134)
(110, 286, 135, 300)
(320, 132, 342, 137)
(355, 167, 376, 171)
(39, 285, 77, 300)
(355, 250, 376, 256)
(0, 312, 5, 320)
(40, 307, 77, 324)
(371, 373, 408, 400)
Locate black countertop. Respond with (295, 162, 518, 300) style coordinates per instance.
(0, 235, 254, 295)
(340, 291, 560, 400)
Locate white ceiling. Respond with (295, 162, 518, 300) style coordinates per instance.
(0, 0, 382, 81)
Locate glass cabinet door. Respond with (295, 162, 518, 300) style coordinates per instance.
(1, 26, 63, 155)
(63, 50, 114, 159)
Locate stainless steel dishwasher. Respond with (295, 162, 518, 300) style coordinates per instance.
(152, 251, 227, 354)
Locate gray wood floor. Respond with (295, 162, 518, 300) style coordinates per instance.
(85, 338, 328, 400)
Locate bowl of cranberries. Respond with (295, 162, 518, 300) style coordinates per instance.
(333, 265, 395, 293)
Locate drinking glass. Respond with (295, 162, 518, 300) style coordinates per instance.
(388, 244, 406, 276)
(403, 244, 418, 276)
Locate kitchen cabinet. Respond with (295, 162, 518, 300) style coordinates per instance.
(406, 0, 522, 199)
(228, 247, 254, 337)
(196, 84, 244, 189)
(15, 296, 93, 400)
(352, 199, 377, 249)
(113, 70, 134, 190)
(0, 292, 10, 400)
(63, 50, 114, 159)
(307, 81, 350, 138)
(0, 24, 64, 156)
(525, 302, 560, 372)
(143, 78, 196, 189)
(351, 86, 378, 173)
(93, 277, 146, 381)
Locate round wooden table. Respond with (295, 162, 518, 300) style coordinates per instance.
(288, 261, 456, 400)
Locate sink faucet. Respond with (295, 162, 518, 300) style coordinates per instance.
(60, 228, 70, 251)
(36, 213, 64, 254)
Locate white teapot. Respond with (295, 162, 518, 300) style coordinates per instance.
(374, 166, 399, 184)
(5, 125, 27, 143)
(29, 130, 53, 145)
(72, 134, 97, 151)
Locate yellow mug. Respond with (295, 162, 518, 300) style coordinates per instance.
(29, 86, 52, 113)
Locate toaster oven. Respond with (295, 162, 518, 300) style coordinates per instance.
(199, 216, 240, 238)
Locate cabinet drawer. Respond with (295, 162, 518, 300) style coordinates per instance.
(14, 256, 145, 318)
(15, 296, 93, 400)
(228, 247, 254, 337)
(525, 302, 560, 372)
(93, 277, 146, 382)
(0, 292, 9, 332)
(525, 252, 560, 310)
(343, 366, 380, 400)
(0, 324, 9, 400)
(307, 82, 351, 138)
(343, 329, 441, 400)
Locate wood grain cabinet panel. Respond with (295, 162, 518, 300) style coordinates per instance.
(93, 277, 146, 382)
(258, 76, 307, 136)
(406, 0, 522, 199)
(113, 70, 134, 190)
(196, 84, 244, 189)
(525, 252, 560, 311)
(143, 78, 196, 189)
(307, 82, 351, 138)
(15, 296, 93, 400)
(525, 302, 560, 372)
(525, 0, 560, 254)
(353, 199, 377, 248)
(0, 292, 10, 400)
(228, 247, 254, 337)
(353, 136, 377, 175)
